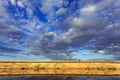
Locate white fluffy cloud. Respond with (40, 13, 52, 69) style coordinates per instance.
(56, 8, 67, 15)
(81, 5, 96, 15)
(17, 1, 24, 8)
(10, 0, 16, 5)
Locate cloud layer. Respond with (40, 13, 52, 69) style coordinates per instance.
(0, 0, 120, 60)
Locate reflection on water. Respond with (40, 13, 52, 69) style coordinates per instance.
(0, 76, 119, 80)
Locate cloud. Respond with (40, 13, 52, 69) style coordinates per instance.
(10, 0, 16, 6)
(0, 0, 120, 60)
(56, 8, 67, 16)
(0, 45, 21, 53)
(81, 5, 96, 14)
(0, 22, 27, 45)
(83, 51, 93, 55)
(17, 1, 24, 8)
(97, 50, 105, 54)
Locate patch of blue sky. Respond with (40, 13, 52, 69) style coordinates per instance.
(0, 53, 50, 61)
(0, 43, 13, 48)
(0, 15, 3, 18)
(47, 26, 55, 32)
(0, 42, 22, 51)
(19, 36, 27, 43)
(68, 0, 74, 4)
(7, 1, 28, 20)
(33, 7, 48, 22)
(38, 26, 48, 34)
(74, 50, 114, 61)
(22, 28, 32, 33)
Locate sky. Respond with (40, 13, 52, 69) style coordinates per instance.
(0, 0, 120, 61)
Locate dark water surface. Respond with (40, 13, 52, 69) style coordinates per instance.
(0, 76, 119, 80)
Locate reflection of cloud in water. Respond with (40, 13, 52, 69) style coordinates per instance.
(0, 76, 120, 80)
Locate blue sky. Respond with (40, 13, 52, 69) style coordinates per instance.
(0, 0, 120, 61)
